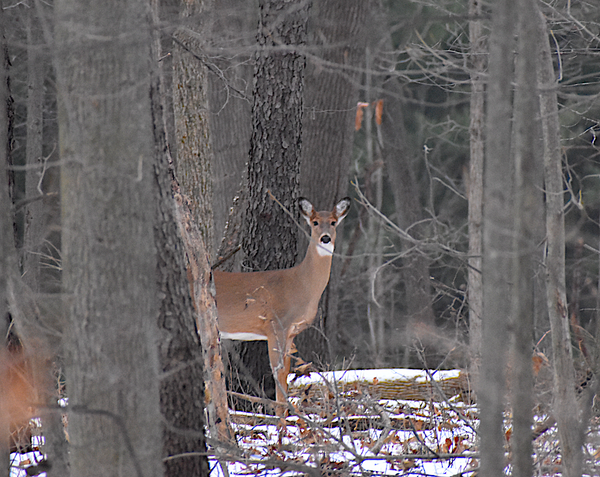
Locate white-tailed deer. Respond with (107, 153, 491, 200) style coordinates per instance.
(213, 197, 351, 412)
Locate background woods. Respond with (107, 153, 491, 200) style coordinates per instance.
(1, 0, 600, 476)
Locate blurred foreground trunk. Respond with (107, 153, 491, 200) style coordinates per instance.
(479, 0, 515, 473)
(56, 0, 164, 474)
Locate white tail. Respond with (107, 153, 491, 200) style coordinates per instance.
(213, 197, 351, 409)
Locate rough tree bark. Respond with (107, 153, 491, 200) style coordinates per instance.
(243, 0, 308, 272)
(173, 0, 215, 257)
(55, 0, 163, 475)
(173, 191, 233, 447)
(151, 1, 212, 473)
(535, 4, 583, 476)
(479, 0, 515, 474)
(154, 178, 212, 475)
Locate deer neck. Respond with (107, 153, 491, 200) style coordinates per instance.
(295, 238, 334, 295)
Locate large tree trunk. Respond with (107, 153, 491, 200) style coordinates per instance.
(151, 1, 212, 473)
(231, 0, 309, 406)
(479, 0, 515, 473)
(535, 5, 583, 476)
(295, 0, 369, 366)
(172, 0, 233, 445)
(244, 0, 307, 272)
(55, 1, 163, 475)
(154, 184, 211, 475)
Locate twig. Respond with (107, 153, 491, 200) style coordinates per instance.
(171, 34, 248, 100)
(415, 348, 479, 436)
(367, 401, 392, 455)
(227, 390, 276, 410)
(211, 245, 241, 271)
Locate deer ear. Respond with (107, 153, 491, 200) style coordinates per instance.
(299, 197, 314, 225)
(335, 197, 351, 224)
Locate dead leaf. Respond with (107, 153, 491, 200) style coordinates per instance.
(375, 99, 383, 125)
(355, 102, 369, 131)
(400, 459, 417, 470)
(442, 437, 452, 453)
(293, 362, 312, 377)
(532, 351, 549, 376)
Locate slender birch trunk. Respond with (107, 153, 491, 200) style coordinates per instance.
(535, 5, 583, 476)
(467, 0, 485, 394)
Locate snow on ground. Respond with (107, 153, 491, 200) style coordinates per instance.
(10, 439, 44, 477)
(207, 368, 478, 476)
(209, 399, 478, 476)
(289, 368, 462, 387)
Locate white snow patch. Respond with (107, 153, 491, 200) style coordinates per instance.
(289, 367, 462, 386)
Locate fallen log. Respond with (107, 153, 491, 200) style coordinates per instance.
(288, 368, 470, 403)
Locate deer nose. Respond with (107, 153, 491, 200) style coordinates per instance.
(321, 235, 331, 244)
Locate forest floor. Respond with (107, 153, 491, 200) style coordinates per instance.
(209, 369, 477, 476)
(9, 368, 600, 476)
(208, 368, 600, 476)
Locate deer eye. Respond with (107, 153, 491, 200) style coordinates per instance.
(331, 221, 336, 226)
(313, 221, 318, 226)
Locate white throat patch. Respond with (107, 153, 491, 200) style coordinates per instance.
(316, 241, 334, 256)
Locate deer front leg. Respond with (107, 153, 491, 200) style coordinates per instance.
(267, 331, 293, 446)
(267, 332, 292, 413)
